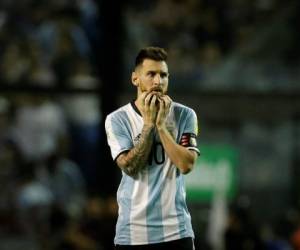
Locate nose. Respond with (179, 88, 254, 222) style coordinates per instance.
(153, 74, 162, 86)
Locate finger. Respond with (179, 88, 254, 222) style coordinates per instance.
(144, 92, 154, 106)
(147, 91, 155, 99)
(165, 95, 173, 104)
(150, 95, 157, 110)
(156, 99, 165, 123)
(138, 92, 148, 105)
(157, 96, 166, 108)
(152, 91, 162, 98)
(166, 96, 172, 109)
(158, 97, 165, 111)
(161, 95, 172, 109)
(161, 95, 171, 103)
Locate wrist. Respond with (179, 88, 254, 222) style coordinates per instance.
(143, 123, 155, 130)
(156, 124, 167, 132)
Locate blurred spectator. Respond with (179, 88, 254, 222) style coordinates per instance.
(292, 228, 300, 250)
(15, 160, 54, 250)
(224, 196, 265, 250)
(291, 210, 300, 250)
(76, 0, 101, 51)
(27, 41, 56, 87)
(0, 0, 97, 88)
(0, 98, 19, 233)
(260, 209, 295, 250)
(0, 140, 22, 235)
(51, 9, 92, 85)
(0, 39, 31, 85)
(78, 195, 117, 250)
(61, 58, 101, 192)
(51, 195, 117, 250)
(42, 151, 87, 219)
(11, 95, 67, 161)
(0, 96, 13, 139)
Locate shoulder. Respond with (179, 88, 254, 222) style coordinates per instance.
(105, 103, 131, 123)
(172, 102, 196, 116)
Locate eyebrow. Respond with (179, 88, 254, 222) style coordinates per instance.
(147, 70, 169, 75)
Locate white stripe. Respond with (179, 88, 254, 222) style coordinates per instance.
(127, 104, 149, 244)
(127, 105, 143, 142)
(130, 171, 149, 244)
(105, 115, 122, 160)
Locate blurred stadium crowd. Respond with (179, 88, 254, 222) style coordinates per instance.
(0, 0, 299, 250)
(0, 1, 115, 250)
(124, 0, 300, 91)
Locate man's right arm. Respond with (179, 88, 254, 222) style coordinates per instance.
(113, 91, 158, 178)
(116, 124, 154, 178)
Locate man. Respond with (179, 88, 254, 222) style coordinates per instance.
(105, 46, 200, 250)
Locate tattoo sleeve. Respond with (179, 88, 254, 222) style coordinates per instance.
(116, 125, 154, 178)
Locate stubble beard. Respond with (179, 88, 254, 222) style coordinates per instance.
(143, 86, 167, 96)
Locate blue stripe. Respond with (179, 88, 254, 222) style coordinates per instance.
(110, 110, 133, 159)
(146, 158, 164, 243)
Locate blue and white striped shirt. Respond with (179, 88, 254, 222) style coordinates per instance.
(105, 101, 199, 245)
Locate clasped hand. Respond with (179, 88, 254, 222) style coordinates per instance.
(137, 91, 172, 129)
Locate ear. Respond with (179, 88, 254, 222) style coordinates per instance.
(131, 71, 139, 87)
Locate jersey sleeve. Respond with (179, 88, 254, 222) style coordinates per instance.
(105, 113, 133, 161)
(180, 108, 200, 155)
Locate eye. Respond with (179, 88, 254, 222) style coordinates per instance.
(147, 71, 155, 77)
(160, 73, 168, 78)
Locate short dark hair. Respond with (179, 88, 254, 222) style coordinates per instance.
(135, 46, 168, 68)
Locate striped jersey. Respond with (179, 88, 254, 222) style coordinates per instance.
(105, 101, 200, 245)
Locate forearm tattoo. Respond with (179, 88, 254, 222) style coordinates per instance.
(117, 126, 154, 178)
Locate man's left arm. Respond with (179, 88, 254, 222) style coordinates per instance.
(157, 127, 198, 174)
(156, 96, 199, 174)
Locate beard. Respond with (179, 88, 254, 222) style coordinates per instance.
(150, 86, 163, 93)
(140, 84, 167, 94)
(149, 86, 167, 95)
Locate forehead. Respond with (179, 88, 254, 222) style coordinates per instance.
(139, 59, 168, 73)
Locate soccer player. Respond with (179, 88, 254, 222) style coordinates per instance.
(105, 46, 200, 250)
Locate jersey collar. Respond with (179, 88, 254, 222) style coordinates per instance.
(130, 100, 142, 116)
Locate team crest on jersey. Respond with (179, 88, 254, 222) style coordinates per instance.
(166, 120, 176, 138)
